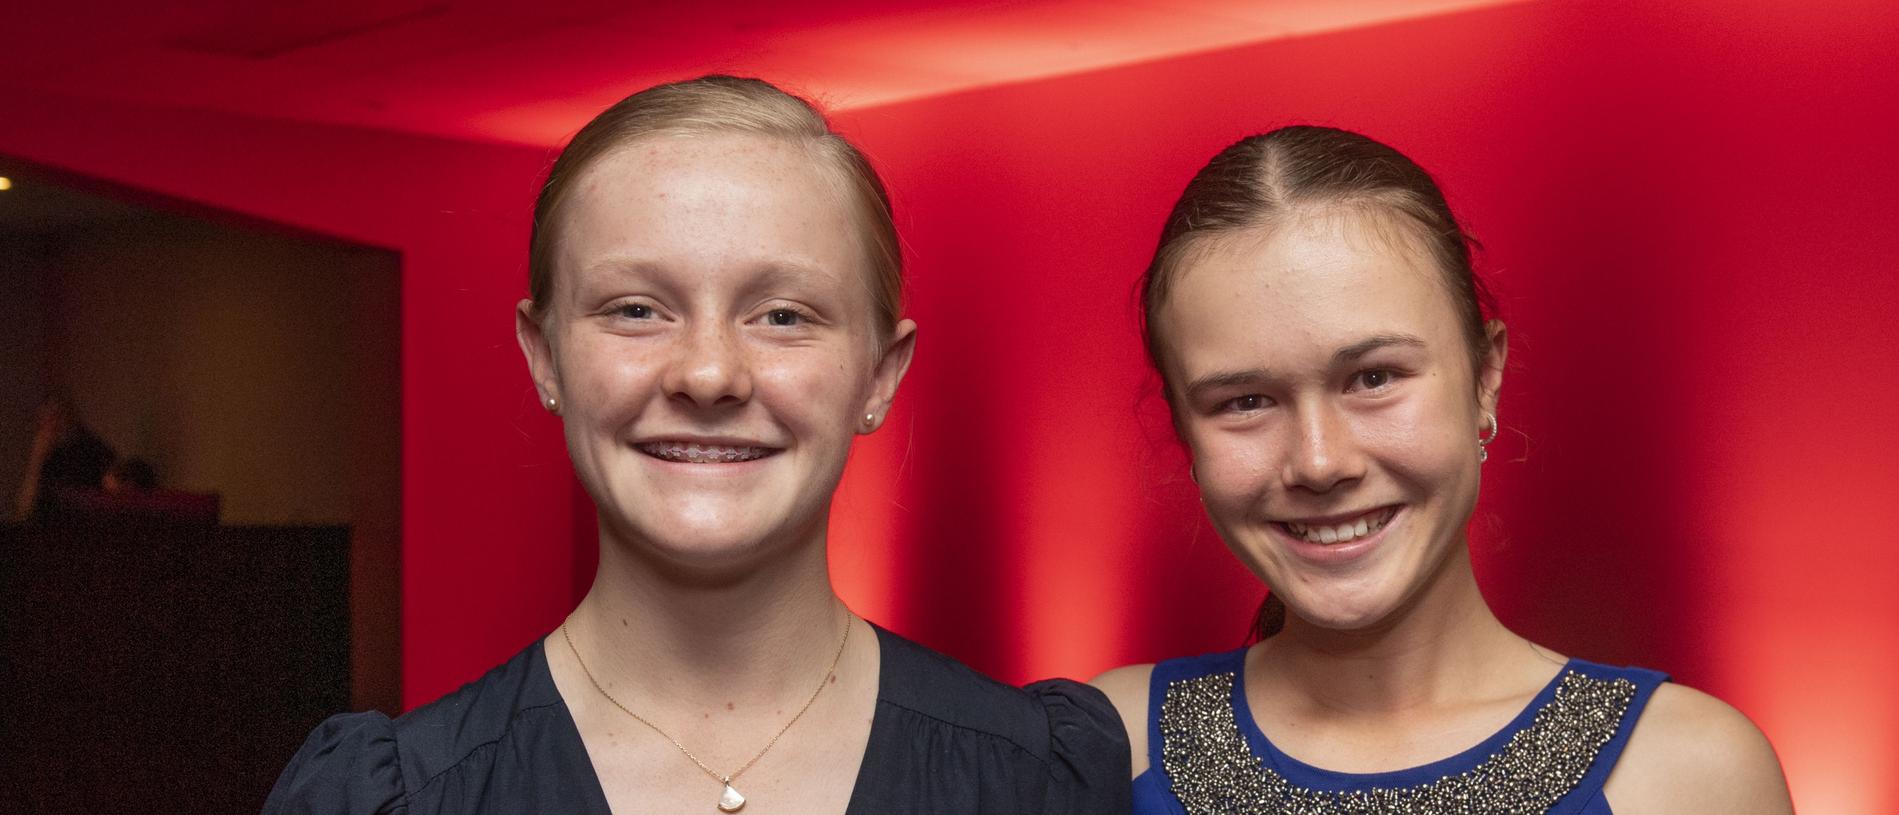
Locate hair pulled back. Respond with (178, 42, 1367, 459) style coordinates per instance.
(1137, 125, 1496, 641)
(527, 75, 903, 339)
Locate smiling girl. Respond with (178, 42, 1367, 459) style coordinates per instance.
(1093, 126, 1791, 814)
(267, 76, 1126, 815)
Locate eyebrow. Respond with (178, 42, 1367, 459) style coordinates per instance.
(578, 256, 661, 279)
(746, 260, 832, 288)
(1182, 369, 1273, 405)
(572, 257, 834, 302)
(1179, 333, 1428, 404)
(1333, 333, 1427, 364)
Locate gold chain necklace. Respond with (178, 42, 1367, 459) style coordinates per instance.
(560, 613, 853, 812)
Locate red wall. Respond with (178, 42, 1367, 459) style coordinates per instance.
(847, 2, 1899, 809)
(4, 1, 1894, 810)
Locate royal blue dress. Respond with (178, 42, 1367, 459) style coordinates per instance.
(1132, 648, 1666, 815)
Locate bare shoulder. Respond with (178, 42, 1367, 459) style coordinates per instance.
(1089, 663, 1153, 777)
(1604, 682, 1793, 814)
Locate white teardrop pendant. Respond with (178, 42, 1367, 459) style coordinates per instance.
(717, 783, 746, 812)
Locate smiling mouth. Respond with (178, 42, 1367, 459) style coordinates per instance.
(636, 442, 778, 464)
(1279, 507, 1399, 545)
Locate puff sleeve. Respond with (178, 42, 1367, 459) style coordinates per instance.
(1027, 678, 1134, 814)
(263, 711, 407, 815)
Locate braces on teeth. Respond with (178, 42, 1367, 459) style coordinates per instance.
(644, 443, 770, 463)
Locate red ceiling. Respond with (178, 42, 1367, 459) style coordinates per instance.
(1, 0, 1526, 147)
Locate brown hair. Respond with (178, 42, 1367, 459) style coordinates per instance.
(1137, 125, 1496, 640)
(526, 75, 903, 340)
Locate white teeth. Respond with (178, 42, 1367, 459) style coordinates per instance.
(1284, 507, 1395, 544)
(640, 442, 771, 463)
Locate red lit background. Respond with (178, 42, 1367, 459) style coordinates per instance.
(3, 1, 1895, 811)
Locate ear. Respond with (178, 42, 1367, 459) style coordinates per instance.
(1477, 319, 1509, 420)
(858, 318, 918, 433)
(515, 299, 562, 411)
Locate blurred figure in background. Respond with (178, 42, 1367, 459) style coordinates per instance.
(13, 394, 115, 522)
(103, 457, 159, 494)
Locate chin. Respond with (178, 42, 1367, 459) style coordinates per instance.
(1279, 583, 1407, 632)
(612, 496, 826, 566)
(612, 520, 777, 570)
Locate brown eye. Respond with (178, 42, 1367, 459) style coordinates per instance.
(1352, 369, 1396, 391)
(1224, 395, 1268, 412)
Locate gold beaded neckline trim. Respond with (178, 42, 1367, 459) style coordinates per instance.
(1159, 669, 1637, 815)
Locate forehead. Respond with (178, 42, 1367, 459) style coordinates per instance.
(1158, 209, 1462, 375)
(554, 132, 865, 295)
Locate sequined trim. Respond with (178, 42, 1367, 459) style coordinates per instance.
(1160, 669, 1637, 814)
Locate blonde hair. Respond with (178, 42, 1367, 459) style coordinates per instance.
(527, 75, 903, 339)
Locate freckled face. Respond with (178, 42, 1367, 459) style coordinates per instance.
(520, 133, 908, 568)
(1157, 210, 1499, 631)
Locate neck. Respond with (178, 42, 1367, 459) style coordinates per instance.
(565, 512, 852, 708)
(1258, 545, 1533, 715)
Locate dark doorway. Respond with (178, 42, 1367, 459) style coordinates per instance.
(0, 158, 401, 812)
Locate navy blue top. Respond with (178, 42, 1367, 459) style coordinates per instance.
(265, 623, 1129, 814)
(1132, 648, 1667, 815)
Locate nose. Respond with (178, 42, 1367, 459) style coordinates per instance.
(662, 320, 753, 409)
(1280, 403, 1364, 494)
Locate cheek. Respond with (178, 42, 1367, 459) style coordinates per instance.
(752, 346, 870, 429)
(1187, 426, 1279, 505)
(1362, 393, 1477, 491)
(556, 335, 659, 422)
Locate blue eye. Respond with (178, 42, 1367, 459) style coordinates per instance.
(616, 303, 655, 320)
(765, 308, 804, 327)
